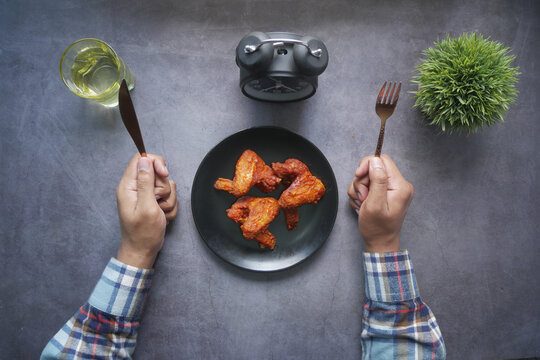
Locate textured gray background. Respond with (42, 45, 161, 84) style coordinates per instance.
(1, 0, 539, 359)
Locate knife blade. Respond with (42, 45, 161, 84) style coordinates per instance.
(118, 79, 147, 157)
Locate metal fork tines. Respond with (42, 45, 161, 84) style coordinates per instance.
(374, 81, 401, 157)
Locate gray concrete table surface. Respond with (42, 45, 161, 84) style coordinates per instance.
(1, 0, 539, 359)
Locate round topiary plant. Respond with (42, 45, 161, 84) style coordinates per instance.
(412, 32, 519, 134)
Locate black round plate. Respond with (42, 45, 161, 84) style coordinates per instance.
(191, 126, 338, 272)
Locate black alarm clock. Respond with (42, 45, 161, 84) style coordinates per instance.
(236, 32, 329, 102)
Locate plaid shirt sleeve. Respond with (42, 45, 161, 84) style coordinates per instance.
(41, 258, 153, 360)
(362, 250, 446, 360)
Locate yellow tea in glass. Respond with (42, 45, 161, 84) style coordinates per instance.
(60, 39, 134, 107)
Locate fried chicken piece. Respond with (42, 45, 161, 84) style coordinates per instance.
(254, 164, 281, 193)
(272, 159, 310, 187)
(272, 159, 325, 230)
(272, 159, 310, 230)
(214, 150, 281, 197)
(283, 207, 299, 231)
(226, 196, 280, 249)
(253, 230, 277, 249)
(278, 172, 325, 210)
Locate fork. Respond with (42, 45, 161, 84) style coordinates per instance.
(375, 81, 401, 156)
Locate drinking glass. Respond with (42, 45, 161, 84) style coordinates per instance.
(60, 38, 134, 107)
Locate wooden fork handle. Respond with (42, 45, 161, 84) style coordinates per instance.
(375, 122, 386, 157)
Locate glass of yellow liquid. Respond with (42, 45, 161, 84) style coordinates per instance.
(60, 39, 134, 107)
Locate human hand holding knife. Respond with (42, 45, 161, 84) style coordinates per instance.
(117, 79, 172, 202)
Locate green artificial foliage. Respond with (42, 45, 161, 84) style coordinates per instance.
(412, 32, 519, 134)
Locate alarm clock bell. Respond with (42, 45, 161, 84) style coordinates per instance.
(236, 32, 329, 102)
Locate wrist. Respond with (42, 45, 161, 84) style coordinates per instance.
(116, 244, 157, 269)
(363, 234, 400, 253)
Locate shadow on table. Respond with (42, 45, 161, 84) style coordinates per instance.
(71, 99, 122, 132)
(405, 108, 489, 172)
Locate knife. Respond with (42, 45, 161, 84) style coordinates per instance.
(118, 79, 147, 157)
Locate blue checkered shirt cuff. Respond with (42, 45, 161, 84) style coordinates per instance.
(88, 257, 154, 319)
(363, 250, 420, 302)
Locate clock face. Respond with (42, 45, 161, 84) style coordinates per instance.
(242, 75, 315, 102)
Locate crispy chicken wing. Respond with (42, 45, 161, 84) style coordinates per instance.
(272, 159, 326, 230)
(214, 150, 281, 197)
(278, 172, 326, 209)
(226, 196, 280, 249)
(271, 159, 310, 187)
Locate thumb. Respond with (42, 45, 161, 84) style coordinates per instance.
(365, 157, 388, 211)
(136, 157, 157, 209)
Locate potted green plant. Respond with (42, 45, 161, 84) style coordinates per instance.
(412, 32, 519, 134)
